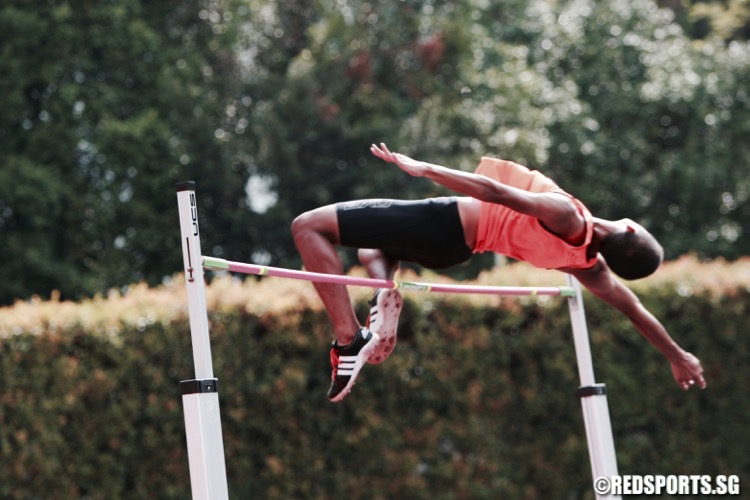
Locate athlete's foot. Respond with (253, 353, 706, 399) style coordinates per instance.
(366, 289, 403, 364)
(327, 327, 380, 402)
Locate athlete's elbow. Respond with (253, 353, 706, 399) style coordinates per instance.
(558, 197, 579, 218)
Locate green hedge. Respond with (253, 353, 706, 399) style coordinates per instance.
(0, 259, 748, 498)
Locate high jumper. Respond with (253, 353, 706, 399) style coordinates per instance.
(291, 143, 706, 402)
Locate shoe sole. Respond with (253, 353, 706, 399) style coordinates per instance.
(329, 332, 381, 403)
(367, 289, 403, 365)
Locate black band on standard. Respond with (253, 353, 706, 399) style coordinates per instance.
(181, 378, 219, 395)
(577, 383, 607, 398)
(175, 181, 196, 192)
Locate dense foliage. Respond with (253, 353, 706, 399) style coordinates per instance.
(0, 0, 250, 303)
(0, 258, 748, 498)
(1, 0, 750, 303)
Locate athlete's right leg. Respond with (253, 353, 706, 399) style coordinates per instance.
(291, 205, 360, 345)
(357, 248, 399, 281)
(357, 249, 403, 364)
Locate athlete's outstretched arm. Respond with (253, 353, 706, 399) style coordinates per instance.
(370, 142, 580, 236)
(570, 261, 706, 391)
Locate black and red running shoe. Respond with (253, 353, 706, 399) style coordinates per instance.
(327, 327, 380, 403)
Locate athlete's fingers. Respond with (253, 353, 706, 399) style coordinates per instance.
(372, 143, 398, 164)
(680, 376, 706, 390)
(370, 143, 387, 160)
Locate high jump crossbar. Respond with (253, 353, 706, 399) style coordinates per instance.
(176, 181, 621, 500)
(202, 256, 577, 297)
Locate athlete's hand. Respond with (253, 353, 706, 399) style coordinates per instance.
(670, 351, 706, 390)
(370, 143, 429, 177)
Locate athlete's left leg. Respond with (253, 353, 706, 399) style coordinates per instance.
(291, 205, 361, 345)
(292, 205, 381, 403)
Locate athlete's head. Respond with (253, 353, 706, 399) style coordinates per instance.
(599, 219, 664, 280)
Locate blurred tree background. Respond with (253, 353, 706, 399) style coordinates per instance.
(1, 0, 749, 304)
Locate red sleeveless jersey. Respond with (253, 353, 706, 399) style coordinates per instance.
(472, 157, 596, 270)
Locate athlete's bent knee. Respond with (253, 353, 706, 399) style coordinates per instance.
(291, 206, 339, 245)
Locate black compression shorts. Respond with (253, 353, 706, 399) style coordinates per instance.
(336, 197, 473, 270)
